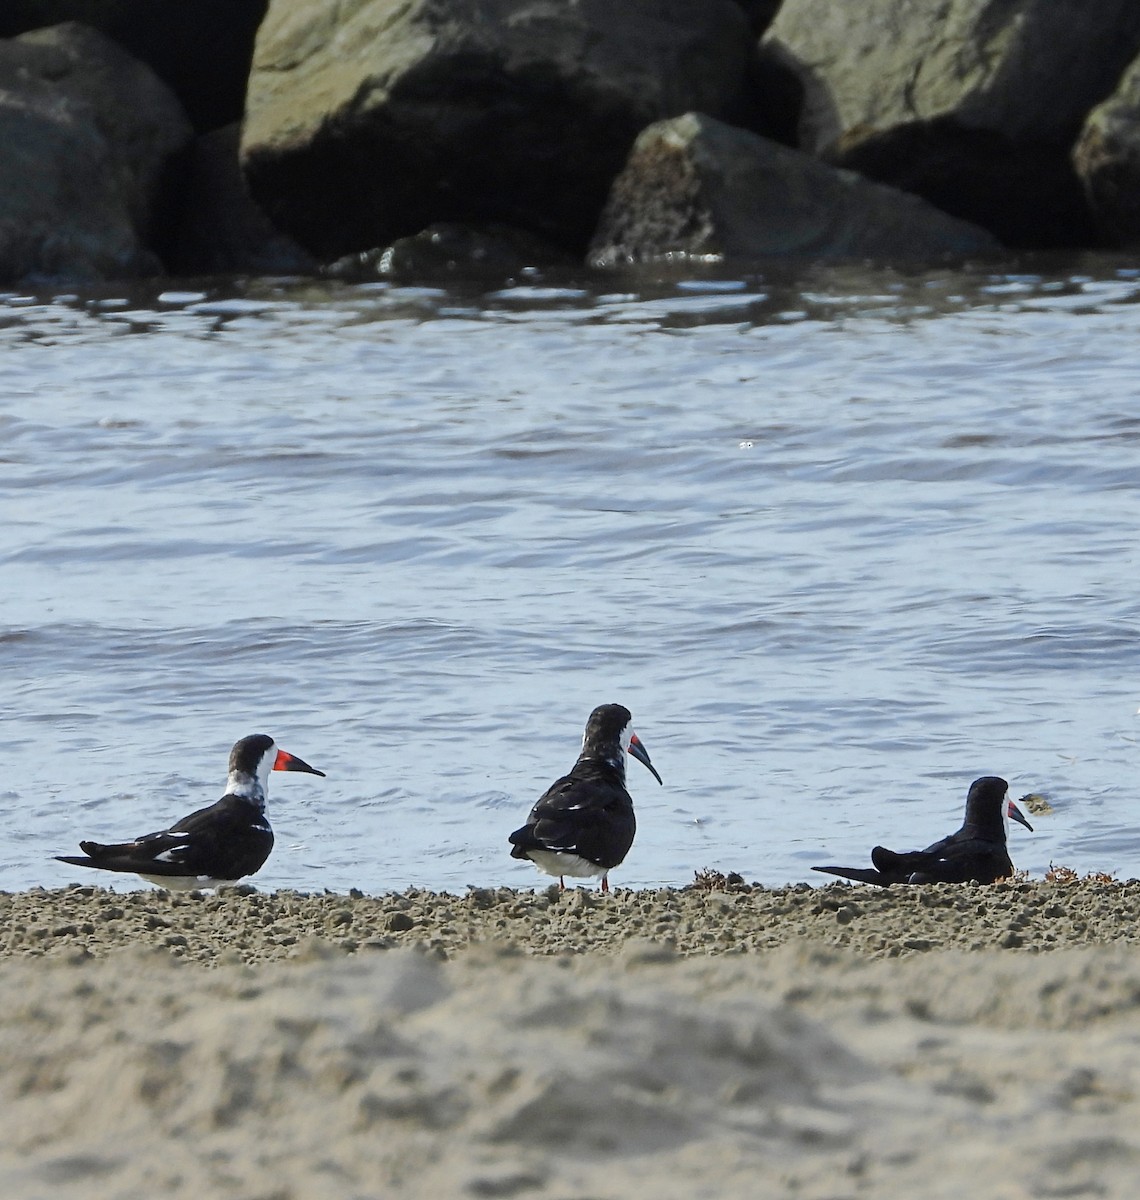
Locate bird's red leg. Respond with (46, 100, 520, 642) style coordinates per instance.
(601, 875, 610, 894)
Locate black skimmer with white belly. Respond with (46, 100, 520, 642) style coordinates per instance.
(509, 703, 662, 892)
(812, 775, 1032, 886)
(55, 733, 324, 889)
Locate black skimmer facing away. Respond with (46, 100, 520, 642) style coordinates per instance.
(55, 734, 324, 889)
(812, 775, 1032, 886)
(509, 703, 662, 893)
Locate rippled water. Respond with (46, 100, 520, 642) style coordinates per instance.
(3, 257, 1139, 893)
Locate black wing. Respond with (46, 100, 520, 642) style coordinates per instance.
(811, 865, 891, 886)
(900, 835, 1013, 884)
(869, 829, 1013, 885)
(509, 770, 635, 870)
(58, 796, 273, 880)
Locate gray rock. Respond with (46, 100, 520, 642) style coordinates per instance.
(761, 0, 1140, 246)
(0, 0, 268, 132)
(241, 0, 753, 259)
(1074, 54, 1140, 246)
(0, 22, 193, 283)
(167, 124, 315, 276)
(325, 222, 571, 281)
(588, 113, 999, 267)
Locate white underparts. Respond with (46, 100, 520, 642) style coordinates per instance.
(137, 873, 231, 891)
(525, 850, 607, 879)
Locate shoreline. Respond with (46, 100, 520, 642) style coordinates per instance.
(4, 876, 1138, 965)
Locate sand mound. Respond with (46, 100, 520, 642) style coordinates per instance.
(4, 942, 1140, 1198)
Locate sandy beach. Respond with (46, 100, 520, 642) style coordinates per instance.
(3, 878, 1140, 1198)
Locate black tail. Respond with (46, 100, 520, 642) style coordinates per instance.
(811, 865, 890, 886)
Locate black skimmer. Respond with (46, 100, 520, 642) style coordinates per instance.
(509, 703, 662, 892)
(812, 775, 1032, 886)
(55, 734, 324, 889)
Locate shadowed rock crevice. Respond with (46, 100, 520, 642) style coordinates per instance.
(166, 124, 315, 275)
(833, 119, 1097, 249)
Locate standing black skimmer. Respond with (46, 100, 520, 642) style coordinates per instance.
(55, 734, 324, 889)
(812, 775, 1032, 886)
(509, 703, 662, 892)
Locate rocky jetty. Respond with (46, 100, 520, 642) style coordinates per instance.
(5, 0, 1140, 283)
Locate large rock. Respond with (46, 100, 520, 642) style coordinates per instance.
(0, 23, 193, 283)
(1073, 55, 1140, 246)
(760, 0, 1140, 247)
(242, 0, 753, 259)
(0, 1, 268, 132)
(589, 113, 999, 266)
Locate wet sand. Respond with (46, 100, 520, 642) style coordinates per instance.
(4, 879, 1140, 1198)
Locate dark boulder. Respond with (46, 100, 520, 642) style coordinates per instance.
(760, 0, 1140, 247)
(588, 113, 999, 266)
(0, 23, 193, 283)
(0, 0, 268, 132)
(241, 0, 754, 260)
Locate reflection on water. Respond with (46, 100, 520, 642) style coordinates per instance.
(2, 255, 1139, 892)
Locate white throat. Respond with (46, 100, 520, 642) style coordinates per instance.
(225, 747, 275, 808)
(610, 721, 633, 777)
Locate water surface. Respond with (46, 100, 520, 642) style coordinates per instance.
(3, 259, 1138, 892)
